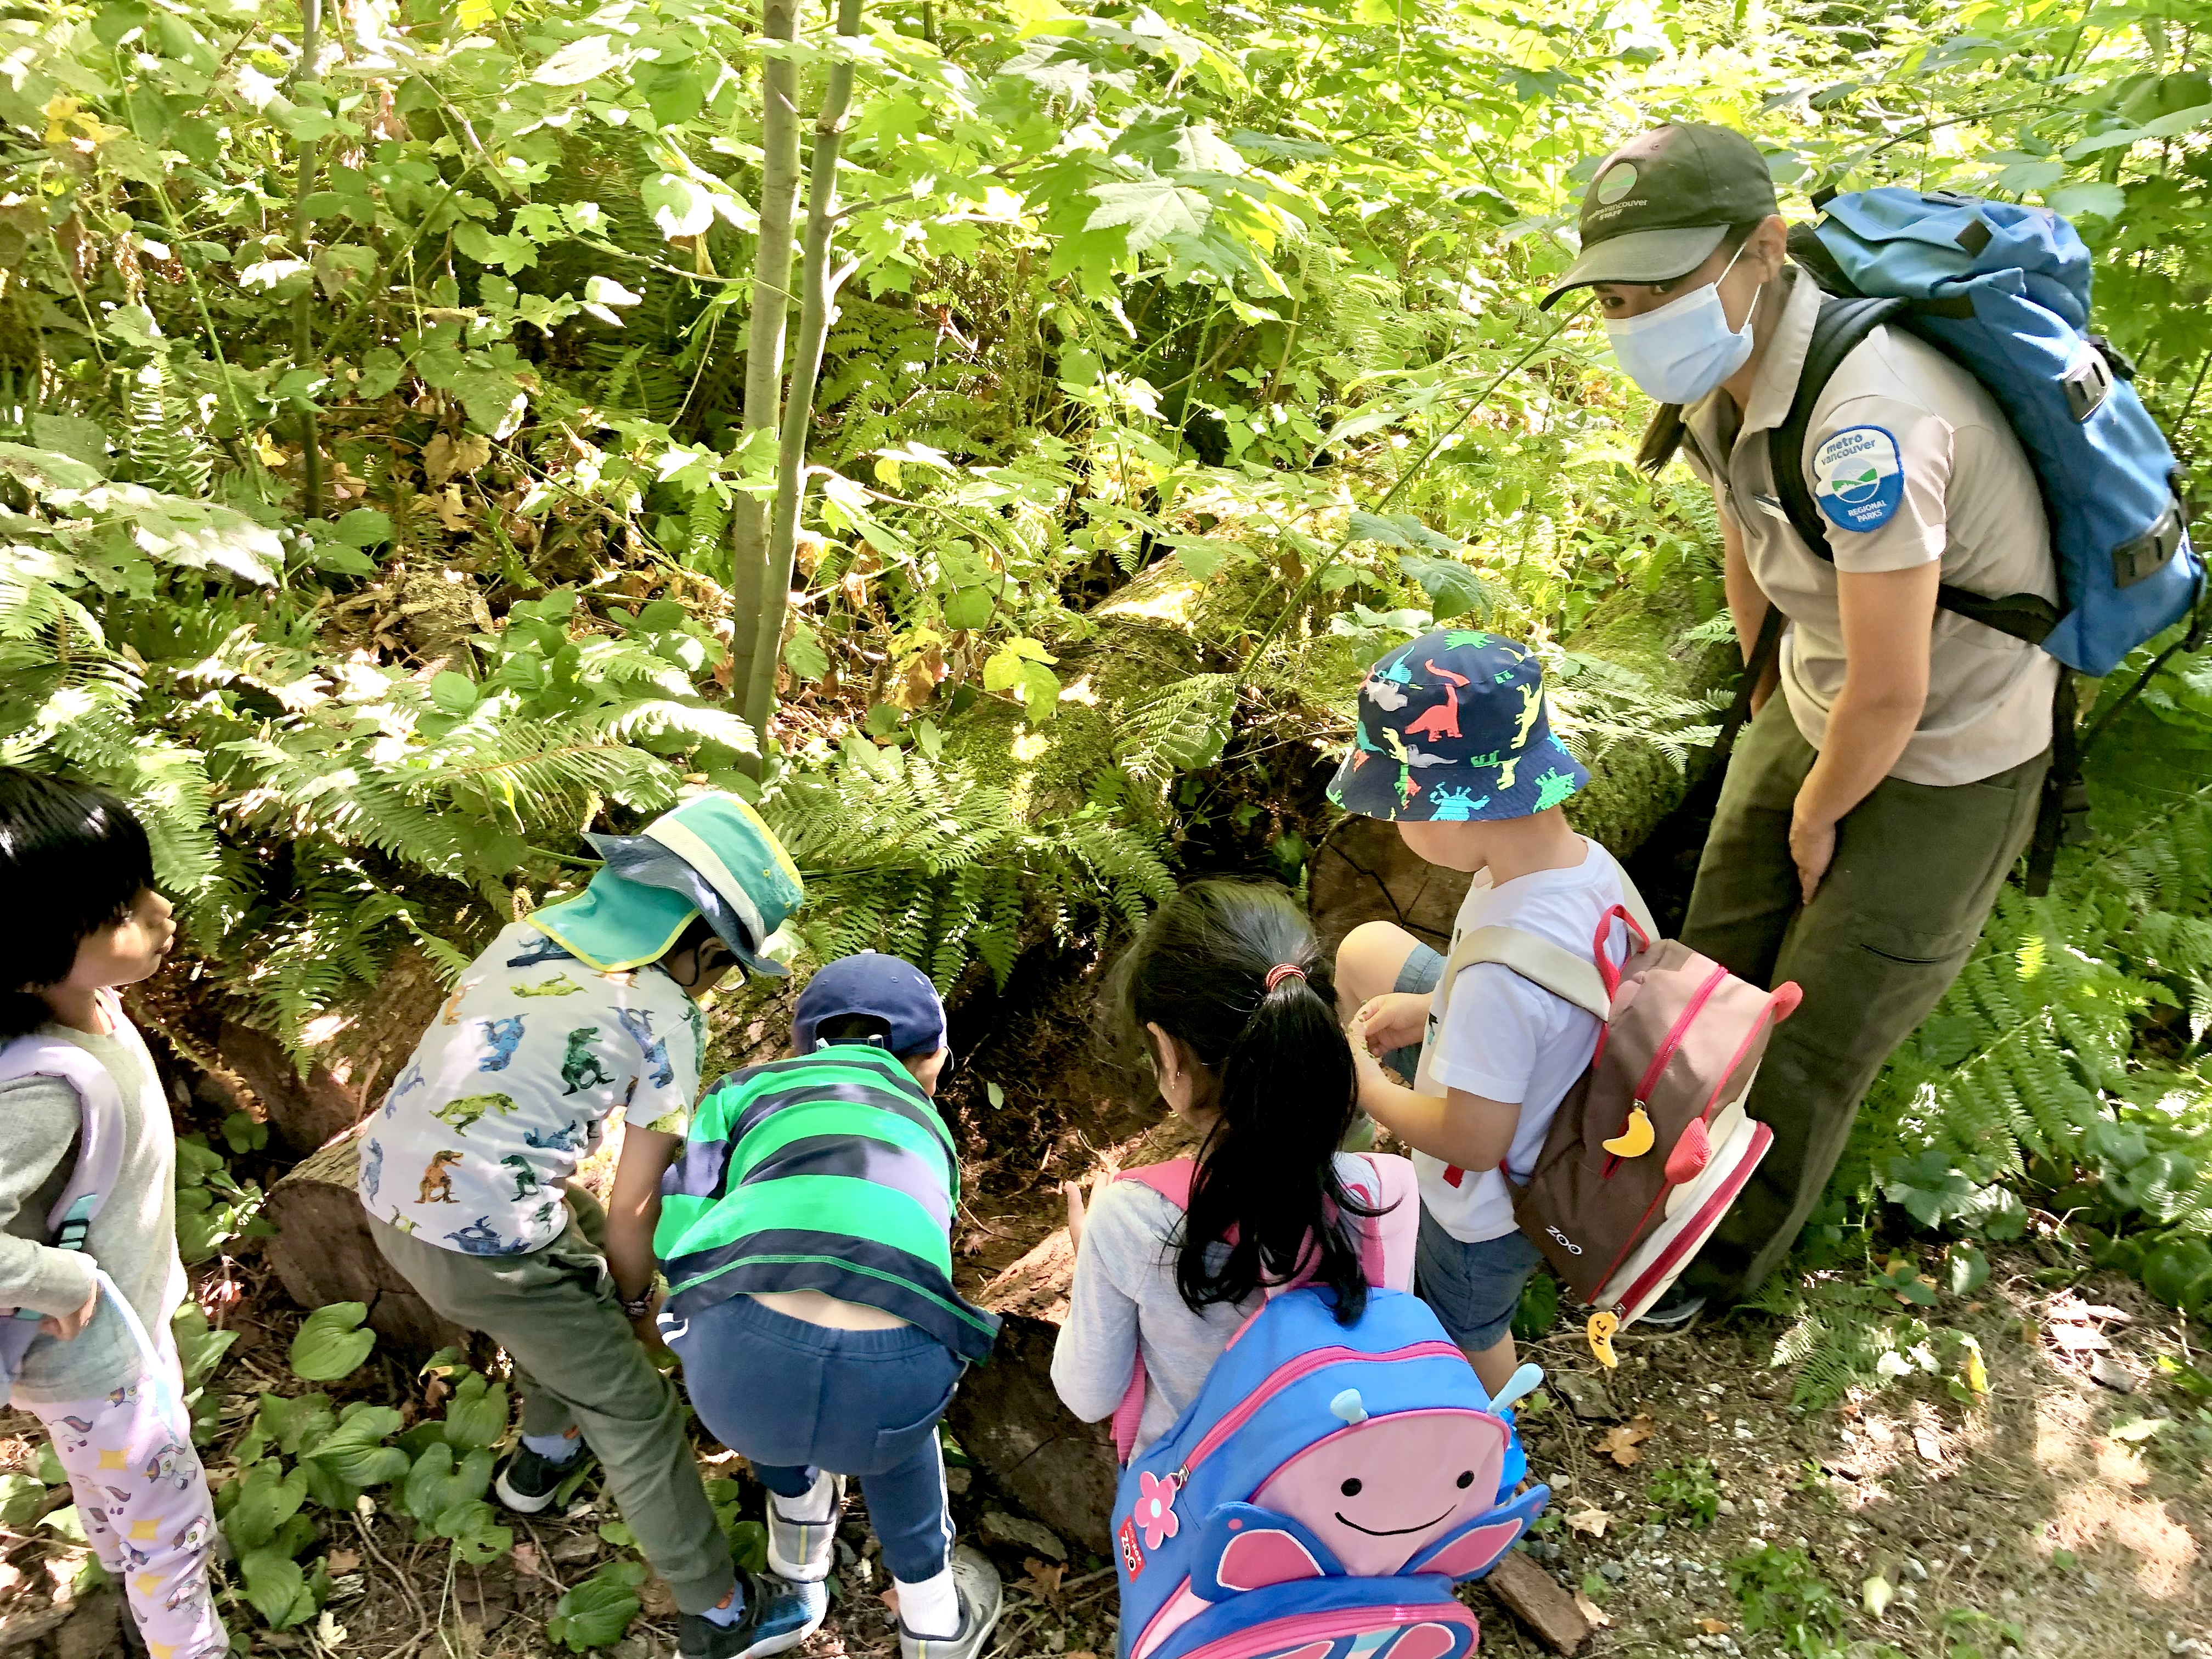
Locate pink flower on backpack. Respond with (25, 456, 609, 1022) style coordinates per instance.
(1135, 1471, 1180, 1549)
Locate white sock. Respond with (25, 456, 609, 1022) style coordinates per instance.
(895, 1567, 959, 1639)
(770, 1469, 839, 1526)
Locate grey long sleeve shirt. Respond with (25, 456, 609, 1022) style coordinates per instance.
(1, 1014, 187, 1403)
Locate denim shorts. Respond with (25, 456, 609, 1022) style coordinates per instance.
(1415, 1204, 1544, 1352)
(1385, 940, 1446, 1082)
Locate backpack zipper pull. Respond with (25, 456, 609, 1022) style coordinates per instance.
(1600, 1105, 1655, 1159)
(1586, 1310, 1620, 1369)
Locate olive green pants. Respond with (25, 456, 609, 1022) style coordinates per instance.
(1678, 696, 2047, 1302)
(370, 1189, 735, 1616)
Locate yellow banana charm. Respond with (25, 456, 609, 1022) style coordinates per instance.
(1601, 1104, 1656, 1159)
(1587, 1310, 1620, 1370)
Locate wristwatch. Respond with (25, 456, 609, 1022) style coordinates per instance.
(620, 1289, 657, 1320)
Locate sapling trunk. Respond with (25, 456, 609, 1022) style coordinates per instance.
(743, 0, 864, 731)
(726, 0, 805, 761)
(291, 0, 324, 521)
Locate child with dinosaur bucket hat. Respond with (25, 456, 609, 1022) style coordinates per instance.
(1328, 632, 1637, 1396)
(363, 792, 825, 1659)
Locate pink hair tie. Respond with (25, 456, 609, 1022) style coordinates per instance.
(1265, 963, 1307, 992)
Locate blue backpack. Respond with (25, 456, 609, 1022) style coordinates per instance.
(1770, 188, 2205, 890)
(1111, 1287, 1548, 1659)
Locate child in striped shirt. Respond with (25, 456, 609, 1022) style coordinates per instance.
(656, 951, 1004, 1659)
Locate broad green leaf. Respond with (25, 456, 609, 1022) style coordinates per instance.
(240, 1547, 315, 1629)
(0, 443, 103, 492)
(223, 1462, 309, 1552)
(1398, 553, 1491, 623)
(1084, 180, 1212, 254)
(255, 1392, 336, 1457)
(642, 173, 715, 239)
(429, 672, 481, 716)
(532, 34, 622, 86)
(784, 621, 830, 682)
(2047, 182, 2127, 220)
(334, 508, 392, 549)
(549, 1566, 645, 1650)
(301, 1407, 408, 1490)
(441, 1375, 510, 1451)
(405, 1443, 493, 1527)
(291, 1302, 377, 1381)
(0, 1475, 42, 1527)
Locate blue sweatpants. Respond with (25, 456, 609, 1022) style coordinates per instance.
(669, 1293, 964, 1584)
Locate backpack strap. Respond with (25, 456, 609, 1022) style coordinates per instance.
(1770, 296, 2063, 648)
(1103, 1153, 1413, 1463)
(0, 1025, 130, 1392)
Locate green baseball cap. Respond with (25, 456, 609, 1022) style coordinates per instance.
(1539, 123, 1781, 309)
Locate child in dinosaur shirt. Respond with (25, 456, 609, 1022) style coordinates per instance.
(364, 792, 824, 1659)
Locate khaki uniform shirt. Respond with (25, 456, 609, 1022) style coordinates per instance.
(1680, 267, 2058, 787)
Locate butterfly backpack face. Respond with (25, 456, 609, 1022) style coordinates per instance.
(1111, 1288, 1548, 1659)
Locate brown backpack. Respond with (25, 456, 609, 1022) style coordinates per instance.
(1423, 878, 1799, 1367)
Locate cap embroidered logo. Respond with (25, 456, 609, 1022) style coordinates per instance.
(1595, 162, 1638, 204)
(1810, 425, 1904, 532)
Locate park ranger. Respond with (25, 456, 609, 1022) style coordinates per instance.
(1542, 122, 2058, 1319)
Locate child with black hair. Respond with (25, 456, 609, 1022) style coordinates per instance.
(0, 766, 227, 1659)
(1051, 881, 1417, 1461)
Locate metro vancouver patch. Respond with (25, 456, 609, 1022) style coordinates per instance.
(1811, 425, 1904, 532)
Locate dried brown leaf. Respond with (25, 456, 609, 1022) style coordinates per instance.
(1023, 1557, 1066, 1609)
(1596, 1414, 1654, 1466)
(1565, 1508, 1611, 1537)
(1571, 1590, 1611, 1629)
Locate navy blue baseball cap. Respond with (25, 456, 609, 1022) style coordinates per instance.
(1327, 630, 1589, 823)
(792, 951, 948, 1057)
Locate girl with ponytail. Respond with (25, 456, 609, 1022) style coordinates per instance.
(1050, 881, 1416, 1460)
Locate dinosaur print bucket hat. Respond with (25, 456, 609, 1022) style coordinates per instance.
(1327, 630, 1589, 823)
(528, 792, 805, 977)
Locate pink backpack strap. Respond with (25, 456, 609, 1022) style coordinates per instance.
(1347, 1153, 1419, 1292)
(1108, 1160, 1197, 1464)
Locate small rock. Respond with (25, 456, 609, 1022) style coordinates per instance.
(2090, 1356, 2135, 1393)
(2083, 1571, 2101, 1593)
(1598, 1561, 1627, 1584)
(946, 1465, 973, 1495)
(1551, 1372, 1617, 1420)
(1899, 1556, 1927, 1581)
(551, 1533, 600, 1565)
(1716, 1498, 1737, 1517)
(1643, 1524, 1668, 1545)
(836, 1539, 859, 1571)
(981, 1510, 1065, 1561)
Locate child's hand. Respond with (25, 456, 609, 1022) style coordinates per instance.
(40, 1280, 98, 1341)
(1351, 991, 1427, 1057)
(1063, 1180, 1088, 1250)
(628, 1288, 668, 1355)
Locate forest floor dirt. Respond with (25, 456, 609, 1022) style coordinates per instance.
(0, 947, 2206, 1659)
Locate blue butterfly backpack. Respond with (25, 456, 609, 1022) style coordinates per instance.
(1107, 1160, 1549, 1659)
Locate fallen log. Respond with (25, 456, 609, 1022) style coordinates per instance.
(261, 1136, 469, 1355)
(1481, 1552, 1596, 1655)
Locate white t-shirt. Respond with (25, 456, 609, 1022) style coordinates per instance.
(1414, 838, 1630, 1243)
(360, 921, 703, 1255)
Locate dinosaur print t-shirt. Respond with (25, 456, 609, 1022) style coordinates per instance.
(358, 921, 704, 1256)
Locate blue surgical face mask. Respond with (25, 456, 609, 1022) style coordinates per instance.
(1603, 241, 1756, 404)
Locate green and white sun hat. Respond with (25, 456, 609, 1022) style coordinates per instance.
(528, 792, 805, 976)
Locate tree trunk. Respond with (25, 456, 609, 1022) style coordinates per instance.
(726, 0, 805, 743)
(743, 0, 865, 731)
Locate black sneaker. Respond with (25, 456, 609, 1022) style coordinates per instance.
(679, 1573, 828, 1659)
(1638, 1286, 1708, 1329)
(493, 1441, 587, 1514)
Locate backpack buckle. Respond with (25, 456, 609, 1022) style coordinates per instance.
(2059, 781, 2094, 847)
(2113, 501, 2185, 590)
(2062, 346, 2115, 422)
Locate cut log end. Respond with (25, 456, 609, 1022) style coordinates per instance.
(261, 1133, 469, 1355)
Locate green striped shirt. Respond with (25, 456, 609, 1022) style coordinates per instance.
(655, 1045, 999, 1361)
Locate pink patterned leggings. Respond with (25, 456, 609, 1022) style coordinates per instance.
(21, 1342, 227, 1659)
